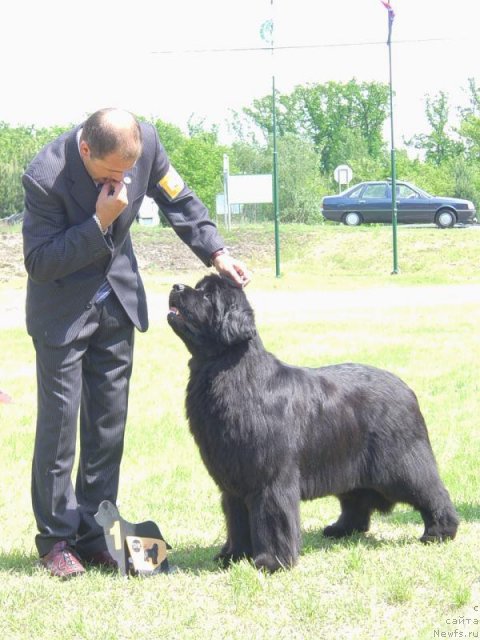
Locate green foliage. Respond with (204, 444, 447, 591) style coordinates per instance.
(1, 76, 479, 220)
(229, 134, 328, 223)
(243, 79, 390, 173)
(393, 150, 479, 206)
(177, 133, 226, 215)
(0, 123, 40, 215)
(460, 113, 480, 159)
(229, 140, 271, 175)
(395, 151, 455, 195)
(151, 119, 186, 162)
(275, 134, 327, 224)
(0, 157, 25, 216)
(0, 122, 70, 217)
(341, 145, 389, 187)
(406, 92, 463, 164)
(450, 157, 480, 204)
(151, 118, 225, 215)
(458, 79, 480, 161)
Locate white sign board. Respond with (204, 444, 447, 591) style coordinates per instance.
(137, 196, 160, 226)
(333, 164, 353, 184)
(216, 194, 242, 217)
(227, 174, 272, 205)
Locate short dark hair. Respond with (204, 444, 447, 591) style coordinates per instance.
(81, 108, 143, 161)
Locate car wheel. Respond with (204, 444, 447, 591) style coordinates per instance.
(343, 212, 362, 226)
(435, 209, 456, 229)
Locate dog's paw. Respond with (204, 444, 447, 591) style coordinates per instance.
(420, 514, 459, 543)
(420, 529, 457, 543)
(323, 524, 348, 538)
(323, 523, 367, 539)
(215, 549, 251, 569)
(253, 552, 295, 573)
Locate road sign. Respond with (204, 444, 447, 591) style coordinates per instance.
(333, 164, 353, 185)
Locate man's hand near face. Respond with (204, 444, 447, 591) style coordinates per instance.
(95, 181, 129, 231)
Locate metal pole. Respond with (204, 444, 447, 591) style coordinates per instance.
(386, 8, 399, 274)
(272, 73, 281, 278)
(223, 154, 231, 231)
(261, 0, 281, 277)
(270, 0, 281, 277)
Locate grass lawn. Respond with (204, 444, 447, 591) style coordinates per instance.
(0, 223, 479, 639)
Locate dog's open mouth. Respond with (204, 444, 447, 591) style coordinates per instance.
(168, 306, 182, 318)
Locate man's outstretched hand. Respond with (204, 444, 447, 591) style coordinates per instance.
(212, 253, 251, 287)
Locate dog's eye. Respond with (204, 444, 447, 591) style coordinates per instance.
(203, 292, 213, 302)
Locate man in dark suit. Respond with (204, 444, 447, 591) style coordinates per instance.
(22, 107, 250, 577)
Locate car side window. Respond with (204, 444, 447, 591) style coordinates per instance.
(348, 186, 363, 198)
(362, 184, 387, 199)
(397, 185, 418, 199)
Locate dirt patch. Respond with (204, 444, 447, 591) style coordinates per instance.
(131, 226, 273, 273)
(0, 228, 207, 281)
(0, 232, 25, 282)
(0, 225, 270, 282)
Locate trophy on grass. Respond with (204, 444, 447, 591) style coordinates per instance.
(94, 500, 171, 576)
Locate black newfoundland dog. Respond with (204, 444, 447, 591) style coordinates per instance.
(167, 274, 458, 572)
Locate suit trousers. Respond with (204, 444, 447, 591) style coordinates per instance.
(31, 292, 135, 557)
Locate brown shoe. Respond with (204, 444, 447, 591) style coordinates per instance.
(40, 541, 85, 579)
(81, 549, 118, 570)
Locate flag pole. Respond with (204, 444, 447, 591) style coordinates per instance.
(382, 1, 399, 275)
(261, 1, 281, 278)
(272, 52, 281, 278)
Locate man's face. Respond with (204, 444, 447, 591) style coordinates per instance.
(79, 140, 136, 185)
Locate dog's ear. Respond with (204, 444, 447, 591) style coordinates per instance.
(220, 306, 256, 346)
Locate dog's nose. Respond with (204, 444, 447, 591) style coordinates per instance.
(173, 284, 185, 292)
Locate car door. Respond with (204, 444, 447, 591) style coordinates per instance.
(396, 184, 429, 223)
(357, 183, 389, 222)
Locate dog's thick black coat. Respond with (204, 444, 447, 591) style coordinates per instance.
(168, 275, 458, 572)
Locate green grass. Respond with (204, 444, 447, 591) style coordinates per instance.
(1, 224, 479, 639)
(131, 222, 480, 289)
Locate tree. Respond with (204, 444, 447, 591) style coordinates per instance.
(0, 123, 70, 216)
(275, 134, 327, 223)
(241, 79, 390, 174)
(174, 130, 226, 216)
(406, 92, 462, 165)
(151, 118, 226, 216)
(458, 78, 480, 161)
(229, 132, 327, 224)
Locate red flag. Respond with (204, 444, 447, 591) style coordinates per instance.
(380, 1, 395, 44)
(381, 1, 395, 13)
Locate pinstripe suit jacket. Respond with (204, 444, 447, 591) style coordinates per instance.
(22, 122, 224, 346)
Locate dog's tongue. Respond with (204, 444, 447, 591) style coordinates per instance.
(168, 307, 180, 316)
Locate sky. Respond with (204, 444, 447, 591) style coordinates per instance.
(1, 0, 479, 149)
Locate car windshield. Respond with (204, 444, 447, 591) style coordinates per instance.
(414, 186, 432, 198)
(397, 184, 419, 198)
(398, 183, 432, 199)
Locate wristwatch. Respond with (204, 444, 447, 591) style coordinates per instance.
(210, 248, 229, 264)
